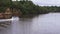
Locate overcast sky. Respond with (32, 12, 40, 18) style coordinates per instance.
(31, 0, 60, 6)
(12, 0, 60, 6)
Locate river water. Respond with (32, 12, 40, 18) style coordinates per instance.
(0, 13, 60, 34)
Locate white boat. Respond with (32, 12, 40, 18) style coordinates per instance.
(0, 18, 12, 22)
(0, 17, 19, 22)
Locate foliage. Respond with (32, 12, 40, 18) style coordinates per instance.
(0, 0, 60, 16)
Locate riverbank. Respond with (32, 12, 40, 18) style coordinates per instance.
(1, 1, 60, 18)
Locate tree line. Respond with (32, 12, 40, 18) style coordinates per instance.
(0, 0, 60, 16)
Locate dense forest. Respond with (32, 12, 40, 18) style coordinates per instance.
(0, 0, 60, 17)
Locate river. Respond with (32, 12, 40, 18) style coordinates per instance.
(0, 13, 60, 34)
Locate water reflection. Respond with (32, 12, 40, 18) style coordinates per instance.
(31, 13, 60, 34)
(0, 21, 12, 34)
(0, 13, 60, 34)
(11, 17, 33, 34)
(0, 21, 11, 28)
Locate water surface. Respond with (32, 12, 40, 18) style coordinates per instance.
(0, 13, 60, 34)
